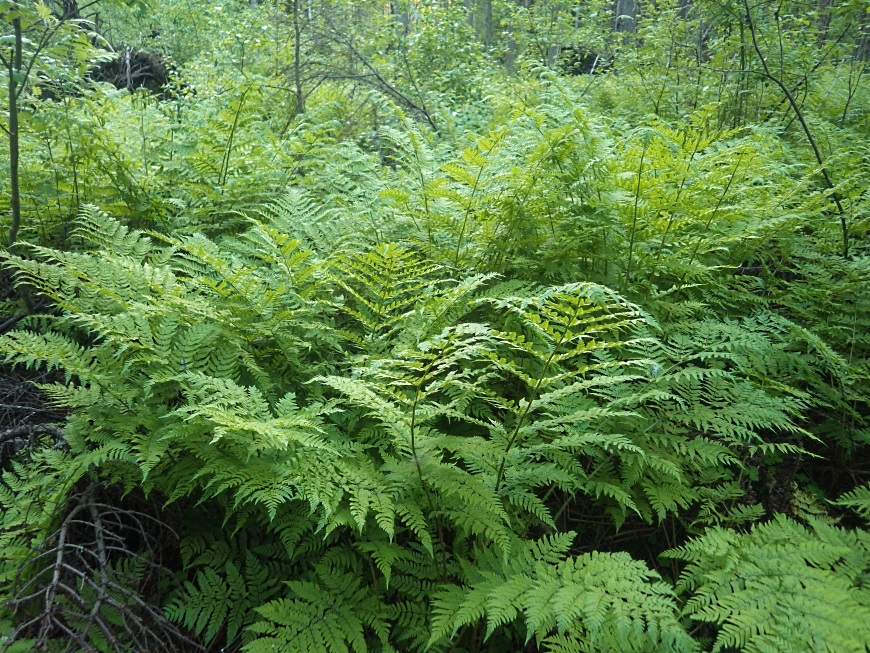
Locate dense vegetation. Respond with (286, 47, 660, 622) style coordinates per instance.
(1, 0, 868, 651)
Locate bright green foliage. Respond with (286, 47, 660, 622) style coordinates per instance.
(836, 483, 870, 524)
(1, 1, 869, 650)
(2, 193, 862, 651)
(665, 515, 870, 652)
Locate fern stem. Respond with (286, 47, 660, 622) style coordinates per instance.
(219, 85, 252, 189)
(63, 95, 81, 213)
(405, 128, 434, 243)
(668, 151, 745, 316)
(409, 342, 452, 578)
(653, 133, 704, 269)
(687, 152, 745, 271)
(494, 297, 583, 493)
(409, 385, 429, 497)
(453, 134, 502, 268)
(4, 16, 22, 248)
(742, 0, 849, 258)
(623, 141, 648, 293)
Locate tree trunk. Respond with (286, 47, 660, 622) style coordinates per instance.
(292, 0, 303, 115)
(7, 17, 22, 249)
(857, 12, 870, 60)
(391, 0, 409, 35)
(547, 45, 561, 68)
(614, 0, 637, 33)
(506, 29, 516, 72)
(485, 0, 492, 51)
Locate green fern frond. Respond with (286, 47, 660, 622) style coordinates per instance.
(73, 204, 153, 259)
(331, 243, 441, 346)
(165, 564, 241, 644)
(262, 188, 357, 255)
(245, 563, 390, 653)
(430, 536, 695, 652)
(835, 482, 870, 524)
(665, 515, 870, 653)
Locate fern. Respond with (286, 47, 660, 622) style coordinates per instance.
(1, 173, 864, 653)
(245, 557, 392, 653)
(430, 534, 696, 652)
(835, 483, 870, 524)
(2, 7, 868, 652)
(330, 243, 441, 348)
(665, 515, 870, 653)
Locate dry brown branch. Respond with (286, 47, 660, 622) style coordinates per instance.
(3, 482, 203, 653)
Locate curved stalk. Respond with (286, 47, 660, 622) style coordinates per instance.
(623, 141, 648, 292)
(743, 0, 849, 258)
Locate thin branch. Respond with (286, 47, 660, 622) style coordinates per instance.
(0, 402, 58, 412)
(742, 0, 849, 257)
(324, 15, 438, 132)
(0, 300, 49, 333)
(0, 423, 65, 446)
(16, 13, 73, 102)
(6, 482, 203, 652)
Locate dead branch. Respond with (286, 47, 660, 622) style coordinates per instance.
(3, 482, 203, 653)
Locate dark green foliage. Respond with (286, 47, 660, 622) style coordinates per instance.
(430, 535, 696, 652)
(2, 184, 866, 650)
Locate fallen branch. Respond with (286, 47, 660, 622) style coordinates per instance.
(0, 423, 65, 446)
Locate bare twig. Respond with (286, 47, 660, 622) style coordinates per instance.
(4, 482, 203, 652)
(0, 299, 49, 334)
(0, 423, 65, 446)
(322, 14, 438, 132)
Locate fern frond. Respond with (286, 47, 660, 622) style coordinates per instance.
(245, 562, 390, 653)
(331, 243, 441, 347)
(835, 482, 870, 524)
(430, 536, 695, 652)
(665, 515, 870, 653)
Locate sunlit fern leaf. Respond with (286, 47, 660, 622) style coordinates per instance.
(835, 482, 870, 524)
(73, 204, 154, 259)
(260, 188, 361, 256)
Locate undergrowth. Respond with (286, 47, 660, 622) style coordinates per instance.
(1, 1, 868, 650)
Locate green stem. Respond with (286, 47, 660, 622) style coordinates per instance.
(6, 17, 23, 248)
(653, 132, 704, 268)
(219, 85, 251, 188)
(494, 298, 582, 492)
(623, 141, 647, 292)
(409, 337, 454, 578)
(453, 134, 502, 268)
(668, 152, 745, 316)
